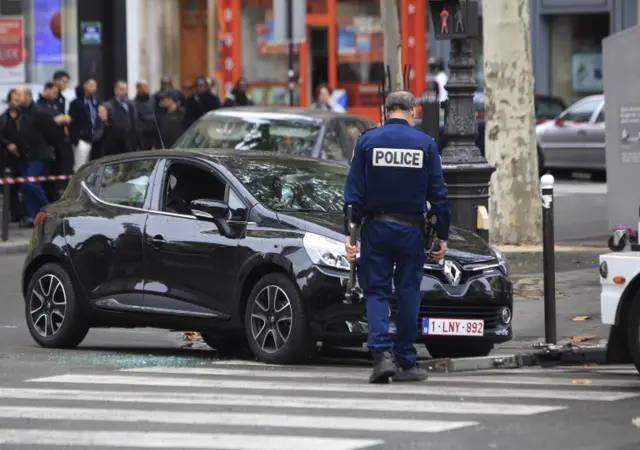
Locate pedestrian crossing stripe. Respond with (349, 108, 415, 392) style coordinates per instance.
(0, 362, 638, 448)
(0, 429, 382, 450)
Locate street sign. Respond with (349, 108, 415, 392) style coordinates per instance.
(428, 0, 479, 40)
(273, 0, 306, 44)
(80, 21, 102, 45)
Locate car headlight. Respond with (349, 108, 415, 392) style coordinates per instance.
(303, 232, 352, 271)
(491, 246, 509, 275)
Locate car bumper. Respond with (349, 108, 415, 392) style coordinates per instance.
(302, 263, 513, 344)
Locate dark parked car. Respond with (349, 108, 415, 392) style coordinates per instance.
(173, 107, 377, 162)
(22, 150, 513, 364)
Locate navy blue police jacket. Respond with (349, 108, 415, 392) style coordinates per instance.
(343, 117, 451, 240)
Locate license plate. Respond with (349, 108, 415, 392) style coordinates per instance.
(422, 318, 484, 336)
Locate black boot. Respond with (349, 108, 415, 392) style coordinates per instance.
(369, 351, 396, 384)
(393, 363, 428, 382)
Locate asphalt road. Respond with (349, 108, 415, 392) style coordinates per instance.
(1, 252, 640, 450)
(553, 178, 608, 242)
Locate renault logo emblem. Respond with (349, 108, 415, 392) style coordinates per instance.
(443, 259, 462, 287)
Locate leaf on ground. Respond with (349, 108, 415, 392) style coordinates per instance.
(571, 379, 592, 385)
(183, 331, 202, 341)
(572, 315, 591, 321)
(569, 335, 595, 343)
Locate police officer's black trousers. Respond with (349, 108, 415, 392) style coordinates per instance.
(358, 218, 425, 369)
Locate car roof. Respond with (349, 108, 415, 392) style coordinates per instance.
(203, 106, 372, 123)
(88, 148, 346, 168)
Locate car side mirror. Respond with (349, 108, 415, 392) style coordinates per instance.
(190, 199, 232, 236)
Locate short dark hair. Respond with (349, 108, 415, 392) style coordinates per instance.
(5, 89, 16, 103)
(53, 70, 70, 80)
(84, 77, 96, 85)
(43, 81, 56, 90)
(114, 80, 127, 87)
(315, 83, 331, 98)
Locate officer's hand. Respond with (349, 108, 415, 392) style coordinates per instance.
(344, 236, 359, 262)
(430, 241, 447, 261)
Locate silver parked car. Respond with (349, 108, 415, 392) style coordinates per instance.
(536, 94, 605, 176)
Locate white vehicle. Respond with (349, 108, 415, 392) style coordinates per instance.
(599, 252, 640, 373)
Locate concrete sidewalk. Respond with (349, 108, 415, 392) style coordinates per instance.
(0, 223, 32, 254)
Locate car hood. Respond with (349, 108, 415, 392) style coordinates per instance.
(277, 211, 497, 265)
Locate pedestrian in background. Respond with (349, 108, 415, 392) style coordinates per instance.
(0, 89, 27, 223)
(158, 89, 185, 148)
(133, 80, 159, 150)
(52, 70, 70, 114)
(223, 77, 254, 107)
(182, 76, 220, 130)
(310, 83, 345, 112)
(102, 81, 142, 154)
(343, 90, 450, 384)
(36, 81, 71, 201)
(68, 78, 99, 172)
(15, 85, 59, 227)
(153, 75, 185, 119)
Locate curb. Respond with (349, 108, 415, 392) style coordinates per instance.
(423, 341, 609, 373)
(497, 244, 608, 253)
(0, 240, 29, 255)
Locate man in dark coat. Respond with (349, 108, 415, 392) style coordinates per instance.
(182, 76, 220, 130)
(0, 89, 27, 222)
(158, 89, 186, 148)
(101, 80, 142, 154)
(68, 78, 99, 171)
(133, 80, 159, 150)
(223, 77, 254, 107)
(52, 70, 70, 114)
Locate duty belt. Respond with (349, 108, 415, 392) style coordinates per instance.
(366, 212, 424, 228)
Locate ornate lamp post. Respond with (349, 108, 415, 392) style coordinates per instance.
(427, 0, 495, 242)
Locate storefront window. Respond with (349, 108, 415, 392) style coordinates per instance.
(336, 0, 383, 108)
(550, 13, 608, 105)
(240, 0, 300, 105)
(0, 0, 78, 96)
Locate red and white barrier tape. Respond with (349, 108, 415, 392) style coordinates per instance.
(0, 175, 72, 185)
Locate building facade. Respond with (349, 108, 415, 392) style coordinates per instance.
(0, 0, 130, 105)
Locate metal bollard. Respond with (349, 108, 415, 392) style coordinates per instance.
(540, 173, 556, 345)
(1, 168, 11, 242)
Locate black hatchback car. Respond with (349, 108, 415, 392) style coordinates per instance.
(22, 150, 512, 364)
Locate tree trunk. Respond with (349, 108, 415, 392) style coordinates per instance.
(380, 0, 403, 91)
(483, 0, 542, 245)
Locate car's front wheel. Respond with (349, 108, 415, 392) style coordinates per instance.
(25, 263, 89, 349)
(426, 340, 494, 359)
(244, 273, 314, 364)
(626, 296, 640, 374)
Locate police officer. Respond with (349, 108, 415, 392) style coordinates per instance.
(343, 90, 450, 384)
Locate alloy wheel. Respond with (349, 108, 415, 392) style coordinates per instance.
(250, 285, 293, 353)
(29, 274, 67, 338)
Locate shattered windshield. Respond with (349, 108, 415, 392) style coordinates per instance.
(223, 157, 346, 213)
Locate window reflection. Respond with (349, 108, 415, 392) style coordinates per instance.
(336, 0, 383, 108)
(241, 0, 300, 105)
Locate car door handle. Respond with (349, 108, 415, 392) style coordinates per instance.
(150, 235, 166, 246)
(577, 129, 587, 136)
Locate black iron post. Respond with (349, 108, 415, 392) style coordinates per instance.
(2, 168, 11, 242)
(541, 173, 556, 344)
(429, 0, 494, 242)
(286, 0, 294, 106)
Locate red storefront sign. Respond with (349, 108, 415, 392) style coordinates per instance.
(0, 17, 24, 68)
(216, 0, 238, 97)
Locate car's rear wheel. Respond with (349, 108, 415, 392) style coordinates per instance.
(626, 296, 640, 374)
(25, 263, 89, 349)
(425, 340, 494, 359)
(244, 273, 314, 364)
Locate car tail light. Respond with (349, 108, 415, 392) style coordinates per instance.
(34, 212, 46, 226)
